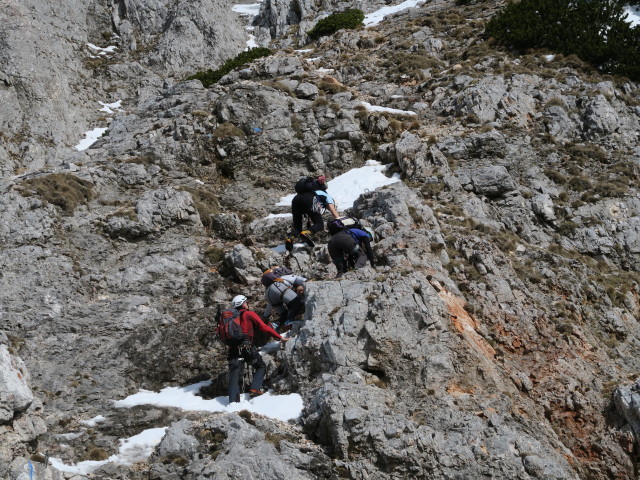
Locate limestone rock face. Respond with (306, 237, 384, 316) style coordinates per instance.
(0, 0, 245, 176)
(1, 0, 640, 478)
(0, 337, 48, 479)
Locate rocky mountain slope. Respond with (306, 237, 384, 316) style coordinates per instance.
(1, 0, 639, 478)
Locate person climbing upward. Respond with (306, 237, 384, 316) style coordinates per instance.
(327, 218, 375, 278)
(287, 174, 340, 249)
(221, 294, 289, 403)
(261, 266, 307, 332)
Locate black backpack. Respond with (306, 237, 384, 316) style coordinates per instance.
(216, 307, 247, 346)
(294, 176, 327, 194)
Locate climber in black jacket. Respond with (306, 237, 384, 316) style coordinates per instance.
(327, 219, 375, 278)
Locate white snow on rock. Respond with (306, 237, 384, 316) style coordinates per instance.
(276, 160, 401, 211)
(114, 381, 304, 422)
(364, 0, 426, 26)
(50, 427, 168, 474)
(99, 100, 122, 114)
(232, 3, 261, 16)
(74, 127, 108, 151)
(360, 101, 417, 116)
(87, 43, 117, 56)
(80, 414, 107, 427)
(233, 3, 262, 48)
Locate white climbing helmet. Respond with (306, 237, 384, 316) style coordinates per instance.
(232, 295, 247, 308)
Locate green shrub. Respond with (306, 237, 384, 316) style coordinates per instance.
(307, 9, 365, 40)
(485, 0, 640, 81)
(186, 48, 272, 87)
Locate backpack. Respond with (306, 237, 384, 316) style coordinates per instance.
(216, 307, 247, 346)
(328, 216, 367, 235)
(261, 266, 294, 288)
(294, 176, 327, 194)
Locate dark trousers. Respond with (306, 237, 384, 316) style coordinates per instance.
(227, 345, 266, 403)
(277, 295, 304, 325)
(292, 192, 324, 234)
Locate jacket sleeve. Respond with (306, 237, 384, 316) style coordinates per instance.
(262, 300, 273, 319)
(360, 235, 374, 263)
(247, 310, 282, 340)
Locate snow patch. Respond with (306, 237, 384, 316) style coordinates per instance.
(360, 101, 417, 116)
(364, 0, 426, 26)
(276, 160, 401, 210)
(50, 427, 167, 474)
(74, 127, 108, 151)
(114, 381, 303, 422)
(80, 415, 107, 427)
(232, 3, 261, 16)
(87, 43, 117, 55)
(99, 100, 122, 114)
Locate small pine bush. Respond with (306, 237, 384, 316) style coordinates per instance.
(186, 48, 272, 87)
(307, 9, 365, 40)
(485, 0, 640, 81)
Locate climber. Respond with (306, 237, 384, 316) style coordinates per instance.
(224, 295, 289, 403)
(287, 174, 340, 249)
(262, 266, 307, 332)
(327, 218, 375, 278)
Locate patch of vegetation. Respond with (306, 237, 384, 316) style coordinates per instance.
(254, 176, 276, 189)
(81, 447, 109, 461)
(180, 188, 220, 228)
(382, 52, 442, 81)
(204, 246, 226, 264)
(186, 48, 272, 87)
(567, 143, 608, 165)
(566, 175, 591, 192)
(318, 79, 348, 95)
(261, 80, 294, 96)
(212, 122, 245, 138)
(160, 454, 189, 466)
(125, 154, 156, 165)
(307, 9, 364, 40)
(544, 97, 567, 109)
(20, 173, 94, 215)
(485, 0, 640, 81)
(265, 432, 291, 450)
(592, 181, 628, 198)
(237, 410, 256, 426)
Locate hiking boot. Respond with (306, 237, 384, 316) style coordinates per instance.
(299, 231, 315, 247)
(285, 237, 293, 252)
(249, 388, 266, 398)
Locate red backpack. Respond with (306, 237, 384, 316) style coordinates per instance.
(216, 308, 247, 346)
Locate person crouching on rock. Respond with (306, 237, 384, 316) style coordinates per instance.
(226, 295, 288, 403)
(327, 219, 375, 278)
(262, 271, 306, 332)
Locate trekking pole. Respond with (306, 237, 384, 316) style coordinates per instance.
(289, 251, 303, 272)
